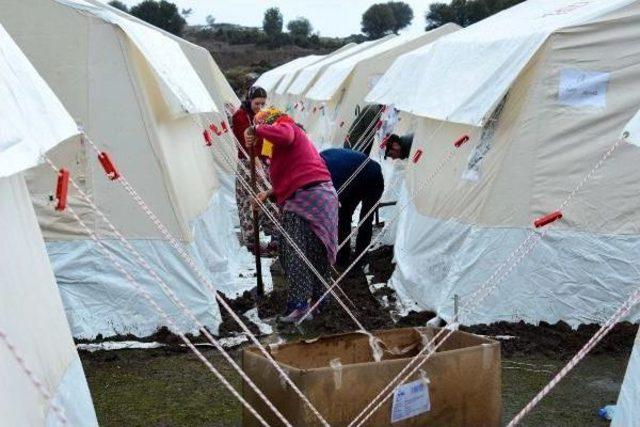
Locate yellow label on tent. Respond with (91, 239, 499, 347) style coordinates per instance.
(261, 139, 274, 158)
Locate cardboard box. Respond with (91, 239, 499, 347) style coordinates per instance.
(242, 327, 501, 426)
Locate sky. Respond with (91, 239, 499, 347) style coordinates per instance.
(101, 0, 439, 37)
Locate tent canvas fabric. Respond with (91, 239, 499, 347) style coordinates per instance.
(623, 108, 640, 145)
(303, 24, 459, 150)
(0, 22, 97, 425)
(284, 38, 394, 148)
(611, 110, 640, 426)
(368, 0, 640, 326)
(270, 43, 359, 111)
(56, 0, 218, 116)
(82, 0, 239, 118)
(613, 330, 640, 426)
(254, 54, 324, 93)
(367, 0, 638, 126)
(269, 43, 358, 107)
(286, 39, 391, 97)
(2, 0, 242, 339)
(0, 22, 78, 177)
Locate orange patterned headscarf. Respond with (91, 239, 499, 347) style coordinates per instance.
(254, 106, 288, 125)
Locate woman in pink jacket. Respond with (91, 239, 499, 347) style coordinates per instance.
(245, 108, 338, 323)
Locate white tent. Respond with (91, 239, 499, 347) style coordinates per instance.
(282, 38, 393, 132)
(613, 329, 640, 426)
(367, 0, 640, 326)
(254, 54, 324, 94)
(611, 110, 640, 426)
(270, 43, 358, 108)
(2, 0, 244, 339)
(0, 22, 97, 425)
(305, 24, 460, 149)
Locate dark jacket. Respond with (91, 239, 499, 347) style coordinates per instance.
(320, 148, 383, 201)
(320, 148, 384, 266)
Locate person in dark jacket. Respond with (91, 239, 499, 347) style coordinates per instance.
(343, 104, 384, 156)
(320, 148, 384, 269)
(385, 133, 414, 160)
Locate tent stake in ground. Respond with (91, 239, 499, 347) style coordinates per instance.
(250, 143, 265, 297)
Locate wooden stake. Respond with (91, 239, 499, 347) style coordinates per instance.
(250, 143, 264, 297)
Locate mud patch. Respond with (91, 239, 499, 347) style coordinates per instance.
(465, 321, 638, 358)
(396, 310, 438, 328)
(218, 291, 260, 337)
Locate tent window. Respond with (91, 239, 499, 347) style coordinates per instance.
(462, 94, 508, 182)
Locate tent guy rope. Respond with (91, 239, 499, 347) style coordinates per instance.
(72, 138, 331, 426)
(348, 136, 625, 427)
(0, 328, 68, 426)
(45, 156, 292, 427)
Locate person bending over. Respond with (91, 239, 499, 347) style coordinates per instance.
(320, 148, 384, 270)
(245, 108, 338, 323)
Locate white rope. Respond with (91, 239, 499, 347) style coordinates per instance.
(350, 107, 384, 152)
(302, 122, 452, 322)
(348, 137, 624, 427)
(508, 286, 640, 425)
(81, 137, 330, 426)
(232, 150, 368, 332)
(336, 157, 370, 196)
(335, 119, 448, 254)
(46, 156, 291, 426)
(210, 125, 358, 309)
(0, 328, 68, 426)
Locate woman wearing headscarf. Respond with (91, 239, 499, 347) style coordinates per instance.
(245, 108, 338, 323)
(231, 86, 277, 255)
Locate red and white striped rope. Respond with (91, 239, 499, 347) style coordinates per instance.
(210, 126, 358, 309)
(508, 286, 640, 425)
(81, 137, 329, 426)
(334, 120, 448, 253)
(349, 137, 624, 427)
(45, 156, 291, 426)
(303, 136, 455, 323)
(0, 328, 67, 426)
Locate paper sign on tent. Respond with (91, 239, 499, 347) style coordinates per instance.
(559, 69, 609, 108)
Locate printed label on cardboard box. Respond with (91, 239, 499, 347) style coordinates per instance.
(391, 379, 431, 423)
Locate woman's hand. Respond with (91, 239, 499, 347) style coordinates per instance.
(244, 126, 256, 149)
(251, 190, 271, 211)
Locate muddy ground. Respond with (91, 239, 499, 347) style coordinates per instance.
(79, 245, 637, 426)
(81, 348, 631, 426)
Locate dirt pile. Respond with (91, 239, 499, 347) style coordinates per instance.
(465, 321, 638, 357)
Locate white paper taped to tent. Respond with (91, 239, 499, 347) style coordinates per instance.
(383, 0, 640, 327)
(286, 37, 393, 96)
(0, 24, 78, 177)
(367, 0, 637, 126)
(2, 0, 239, 339)
(55, 0, 217, 116)
(255, 54, 324, 93)
(0, 22, 97, 426)
(623, 108, 640, 145)
(612, 330, 640, 426)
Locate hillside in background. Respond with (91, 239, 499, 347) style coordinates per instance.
(109, 0, 526, 96)
(184, 25, 360, 95)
